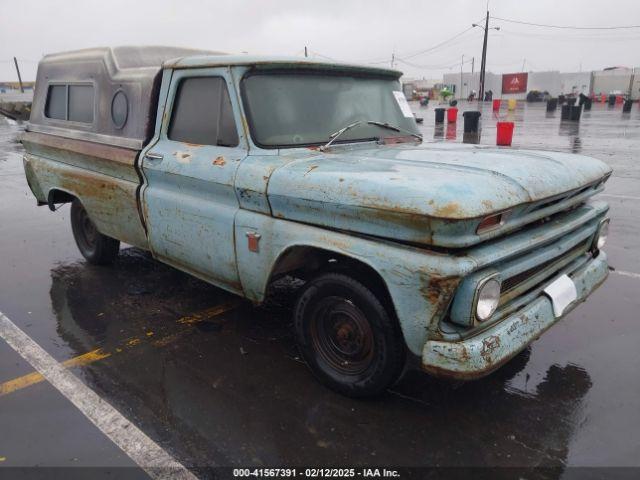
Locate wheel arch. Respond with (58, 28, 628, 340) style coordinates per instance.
(265, 244, 398, 323)
(46, 187, 77, 211)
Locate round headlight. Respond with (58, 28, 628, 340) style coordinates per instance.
(596, 220, 609, 250)
(476, 278, 501, 321)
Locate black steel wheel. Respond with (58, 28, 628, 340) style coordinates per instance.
(70, 199, 120, 265)
(294, 272, 405, 397)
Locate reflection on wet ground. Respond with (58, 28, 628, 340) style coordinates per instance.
(1, 101, 640, 474)
(49, 249, 591, 468)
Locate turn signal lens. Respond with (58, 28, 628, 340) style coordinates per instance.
(477, 212, 505, 234)
(476, 278, 501, 321)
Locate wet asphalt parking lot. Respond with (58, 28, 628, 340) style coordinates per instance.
(0, 100, 639, 479)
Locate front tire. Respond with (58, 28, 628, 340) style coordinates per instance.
(70, 199, 120, 265)
(294, 273, 405, 397)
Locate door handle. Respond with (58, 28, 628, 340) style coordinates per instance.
(145, 152, 163, 161)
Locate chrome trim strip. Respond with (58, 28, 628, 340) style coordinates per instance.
(25, 123, 143, 150)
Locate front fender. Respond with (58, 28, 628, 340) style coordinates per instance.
(234, 210, 476, 355)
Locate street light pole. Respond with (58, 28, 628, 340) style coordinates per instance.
(473, 12, 499, 103)
(460, 54, 464, 100)
(479, 10, 489, 102)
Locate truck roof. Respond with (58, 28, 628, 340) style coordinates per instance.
(164, 54, 401, 78)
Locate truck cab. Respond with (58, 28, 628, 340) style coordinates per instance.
(22, 47, 611, 396)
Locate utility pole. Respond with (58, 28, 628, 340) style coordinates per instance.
(478, 10, 489, 102)
(460, 55, 464, 100)
(391, 52, 395, 69)
(13, 57, 24, 93)
(304, 46, 308, 58)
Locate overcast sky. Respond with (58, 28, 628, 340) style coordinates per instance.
(2, 0, 640, 82)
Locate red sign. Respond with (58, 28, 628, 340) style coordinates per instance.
(502, 73, 528, 94)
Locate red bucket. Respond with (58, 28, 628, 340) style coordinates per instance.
(447, 107, 458, 123)
(492, 99, 501, 111)
(496, 121, 514, 146)
(616, 95, 624, 105)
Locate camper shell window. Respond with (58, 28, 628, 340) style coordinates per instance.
(44, 84, 95, 123)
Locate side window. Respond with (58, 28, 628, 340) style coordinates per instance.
(44, 84, 94, 123)
(44, 85, 66, 120)
(168, 77, 239, 147)
(68, 85, 94, 123)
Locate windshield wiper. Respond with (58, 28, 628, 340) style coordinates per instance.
(319, 119, 422, 151)
(320, 121, 364, 151)
(367, 121, 423, 141)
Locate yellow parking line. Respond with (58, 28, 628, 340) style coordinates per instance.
(0, 348, 111, 396)
(0, 301, 238, 397)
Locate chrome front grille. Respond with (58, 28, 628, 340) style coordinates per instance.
(499, 238, 591, 306)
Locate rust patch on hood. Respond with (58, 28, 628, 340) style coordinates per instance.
(433, 202, 462, 218)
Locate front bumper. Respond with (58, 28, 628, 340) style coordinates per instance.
(421, 252, 608, 380)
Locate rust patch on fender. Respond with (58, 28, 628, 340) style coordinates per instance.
(421, 276, 460, 305)
(213, 156, 226, 167)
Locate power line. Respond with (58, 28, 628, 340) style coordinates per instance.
(399, 26, 476, 60)
(396, 56, 473, 70)
(491, 16, 640, 30)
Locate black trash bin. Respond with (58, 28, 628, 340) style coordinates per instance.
(623, 99, 633, 113)
(567, 97, 577, 106)
(435, 108, 446, 123)
(584, 98, 592, 111)
(608, 95, 617, 106)
(578, 93, 588, 106)
(558, 94, 566, 105)
(569, 105, 582, 121)
(561, 105, 571, 120)
(546, 98, 558, 112)
(462, 111, 481, 133)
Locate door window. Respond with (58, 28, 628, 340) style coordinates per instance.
(168, 77, 239, 147)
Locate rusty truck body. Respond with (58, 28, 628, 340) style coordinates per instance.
(22, 46, 611, 396)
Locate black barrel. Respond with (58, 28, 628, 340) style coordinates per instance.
(623, 99, 633, 113)
(435, 108, 446, 123)
(608, 94, 617, 106)
(546, 98, 558, 112)
(569, 105, 582, 121)
(584, 98, 592, 111)
(567, 97, 577, 106)
(462, 111, 481, 133)
(561, 105, 571, 120)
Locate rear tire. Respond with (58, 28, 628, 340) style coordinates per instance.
(70, 199, 120, 265)
(294, 272, 405, 397)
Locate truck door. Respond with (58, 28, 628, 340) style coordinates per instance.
(140, 68, 246, 294)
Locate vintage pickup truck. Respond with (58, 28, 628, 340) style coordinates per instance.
(22, 47, 611, 397)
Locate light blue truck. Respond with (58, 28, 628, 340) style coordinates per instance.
(22, 47, 611, 396)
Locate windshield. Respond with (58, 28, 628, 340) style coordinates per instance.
(241, 71, 420, 148)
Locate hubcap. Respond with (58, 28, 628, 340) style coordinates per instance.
(310, 297, 374, 376)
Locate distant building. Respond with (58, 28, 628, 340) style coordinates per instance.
(441, 68, 640, 100)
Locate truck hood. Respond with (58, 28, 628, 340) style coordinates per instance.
(266, 143, 612, 247)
